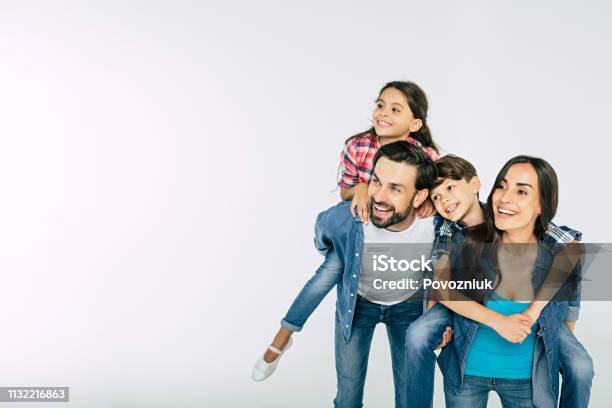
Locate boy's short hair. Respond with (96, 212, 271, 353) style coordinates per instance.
(432, 154, 478, 189)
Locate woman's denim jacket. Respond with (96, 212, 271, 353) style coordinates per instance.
(437, 236, 583, 408)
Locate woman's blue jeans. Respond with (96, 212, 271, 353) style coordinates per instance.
(444, 375, 533, 408)
(405, 304, 593, 408)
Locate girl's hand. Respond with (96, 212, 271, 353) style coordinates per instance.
(417, 199, 436, 218)
(490, 313, 533, 344)
(350, 183, 370, 223)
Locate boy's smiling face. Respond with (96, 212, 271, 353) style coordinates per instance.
(430, 177, 480, 222)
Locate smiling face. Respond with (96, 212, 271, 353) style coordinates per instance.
(430, 177, 480, 223)
(492, 163, 542, 236)
(368, 157, 428, 231)
(372, 87, 423, 140)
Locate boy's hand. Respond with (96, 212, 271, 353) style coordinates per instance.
(521, 305, 541, 323)
(417, 199, 436, 218)
(350, 183, 370, 223)
(436, 326, 453, 349)
(489, 313, 533, 344)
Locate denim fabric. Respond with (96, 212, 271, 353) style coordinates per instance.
(438, 243, 584, 408)
(404, 303, 453, 408)
(404, 302, 593, 406)
(444, 375, 534, 408)
(334, 296, 422, 408)
(282, 201, 427, 343)
(281, 248, 343, 332)
(431, 210, 582, 321)
(558, 322, 594, 408)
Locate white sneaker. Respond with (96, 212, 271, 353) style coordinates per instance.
(251, 337, 293, 382)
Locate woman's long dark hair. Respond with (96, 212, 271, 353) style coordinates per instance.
(458, 155, 559, 302)
(344, 81, 438, 152)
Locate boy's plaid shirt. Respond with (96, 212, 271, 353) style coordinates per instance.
(338, 132, 441, 189)
(433, 212, 582, 260)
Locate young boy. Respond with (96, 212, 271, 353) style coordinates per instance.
(404, 154, 593, 408)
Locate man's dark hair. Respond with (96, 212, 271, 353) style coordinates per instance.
(432, 154, 478, 189)
(372, 141, 437, 190)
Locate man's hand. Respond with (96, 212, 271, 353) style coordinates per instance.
(350, 183, 370, 223)
(489, 313, 533, 344)
(436, 326, 453, 349)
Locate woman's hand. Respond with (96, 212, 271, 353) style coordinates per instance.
(417, 199, 436, 218)
(489, 313, 533, 344)
(350, 183, 370, 223)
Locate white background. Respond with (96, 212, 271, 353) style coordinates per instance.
(0, 1, 610, 407)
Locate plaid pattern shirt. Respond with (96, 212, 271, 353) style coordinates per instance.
(433, 211, 582, 260)
(338, 132, 441, 189)
(432, 210, 583, 322)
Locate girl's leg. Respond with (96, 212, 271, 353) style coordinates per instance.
(265, 249, 343, 362)
(444, 375, 489, 408)
(263, 327, 293, 362)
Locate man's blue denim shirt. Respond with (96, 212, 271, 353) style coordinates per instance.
(313, 201, 428, 343)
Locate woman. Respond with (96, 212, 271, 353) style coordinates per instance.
(439, 156, 592, 407)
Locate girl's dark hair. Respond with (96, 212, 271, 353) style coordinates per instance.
(344, 81, 438, 152)
(459, 155, 559, 302)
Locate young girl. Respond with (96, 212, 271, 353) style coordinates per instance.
(338, 81, 440, 222)
(251, 81, 440, 381)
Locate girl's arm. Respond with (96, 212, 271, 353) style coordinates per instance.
(340, 186, 356, 201)
(340, 183, 369, 222)
(338, 139, 370, 222)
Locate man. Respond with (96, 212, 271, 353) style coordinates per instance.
(311, 141, 437, 407)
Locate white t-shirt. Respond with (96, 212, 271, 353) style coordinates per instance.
(359, 216, 435, 305)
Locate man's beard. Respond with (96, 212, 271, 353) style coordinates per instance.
(369, 194, 415, 229)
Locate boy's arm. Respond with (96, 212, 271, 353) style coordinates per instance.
(432, 254, 532, 343)
(522, 241, 583, 324)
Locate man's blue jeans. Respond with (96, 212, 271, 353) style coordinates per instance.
(405, 304, 594, 408)
(334, 295, 422, 408)
(444, 375, 533, 408)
